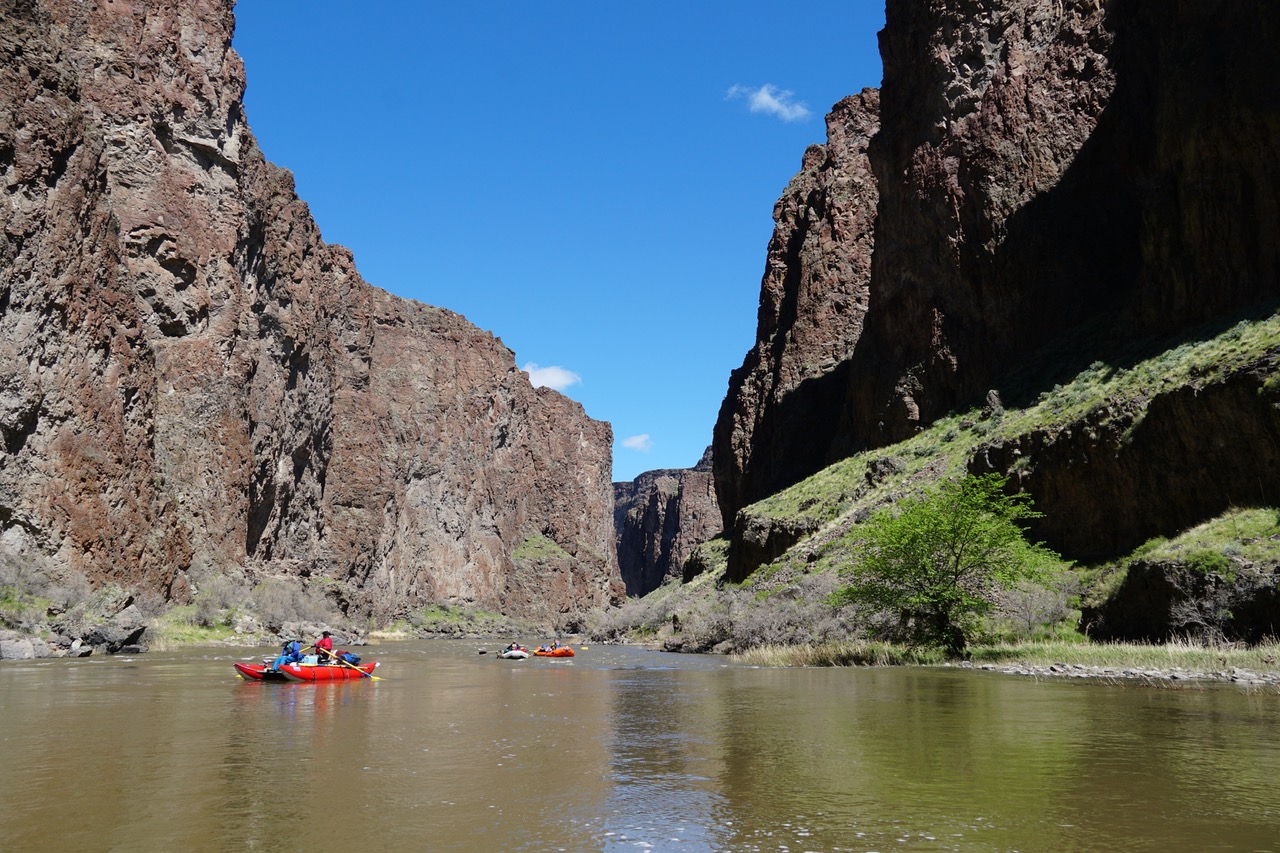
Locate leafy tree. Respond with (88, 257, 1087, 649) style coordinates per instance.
(831, 474, 1062, 656)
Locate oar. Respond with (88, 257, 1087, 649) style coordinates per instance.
(318, 646, 381, 680)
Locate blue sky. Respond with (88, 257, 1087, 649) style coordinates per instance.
(232, 2, 885, 482)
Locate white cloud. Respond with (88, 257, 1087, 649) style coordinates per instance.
(522, 362, 581, 391)
(726, 83, 812, 122)
(621, 434, 654, 453)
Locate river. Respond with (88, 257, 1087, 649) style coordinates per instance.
(1, 641, 1277, 851)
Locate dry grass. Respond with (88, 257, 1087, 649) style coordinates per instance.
(734, 641, 946, 667)
(740, 637, 1280, 673)
(146, 606, 244, 650)
(970, 638, 1280, 672)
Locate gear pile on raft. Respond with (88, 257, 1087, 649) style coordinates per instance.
(234, 632, 379, 682)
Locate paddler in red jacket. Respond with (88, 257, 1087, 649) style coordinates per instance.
(314, 630, 334, 663)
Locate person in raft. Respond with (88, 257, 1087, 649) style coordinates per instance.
(269, 639, 303, 671)
(314, 630, 334, 663)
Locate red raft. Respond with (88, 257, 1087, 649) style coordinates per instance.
(234, 661, 379, 682)
(233, 661, 288, 681)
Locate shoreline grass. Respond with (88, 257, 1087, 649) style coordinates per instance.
(734, 641, 947, 667)
(145, 618, 245, 651)
(735, 638, 1280, 674)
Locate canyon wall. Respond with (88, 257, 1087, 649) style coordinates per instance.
(614, 448, 720, 597)
(714, 0, 1280, 546)
(0, 0, 622, 626)
(712, 92, 879, 529)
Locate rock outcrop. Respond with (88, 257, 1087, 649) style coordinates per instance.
(0, 582, 146, 657)
(713, 0, 1280, 554)
(1084, 558, 1280, 645)
(841, 0, 1278, 454)
(712, 92, 879, 529)
(0, 0, 622, 627)
(614, 448, 720, 597)
(973, 354, 1280, 562)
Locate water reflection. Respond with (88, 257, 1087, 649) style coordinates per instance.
(1, 644, 1278, 851)
(218, 680, 385, 847)
(593, 671, 729, 848)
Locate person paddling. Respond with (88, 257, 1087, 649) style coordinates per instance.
(314, 630, 334, 663)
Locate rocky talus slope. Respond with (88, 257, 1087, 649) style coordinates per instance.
(710, 0, 1280, 601)
(613, 448, 720, 597)
(0, 0, 622, 627)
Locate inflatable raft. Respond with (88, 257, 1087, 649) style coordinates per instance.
(534, 646, 575, 658)
(233, 661, 288, 681)
(234, 660, 379, 681)
(279, 661, 379, 681)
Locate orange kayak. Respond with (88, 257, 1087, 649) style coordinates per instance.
(534, 647, 575, 658)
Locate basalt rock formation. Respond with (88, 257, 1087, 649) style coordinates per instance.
(713, 0, 1280, 574)
(713, 91, 879, 529)
(1083, 557, 1280, 645)
(614, 448, 720, 597)
(0, 0, 622, 626)
(841, 0, 1278, 454)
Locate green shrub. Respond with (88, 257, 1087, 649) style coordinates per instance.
(1183, 549, 1232, 576)
(0, 585, 47, 633)
(250, 577, 337, 629)
(1132, 536, 1169, 558)
(512, 535, 571, 561)
(830, 474, 1064, 656)
(409, 603, 508, 633)
(193, 574, 246, 627)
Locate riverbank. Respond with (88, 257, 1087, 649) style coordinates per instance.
(951, 660, 1280, 687)
(732, 639, 1280, 687)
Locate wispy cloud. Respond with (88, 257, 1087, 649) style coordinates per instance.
(522, 362, 581, 392)
(621, 434, 654, 452)
(726, 83, 812, 122)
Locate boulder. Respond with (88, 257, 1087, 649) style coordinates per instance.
(82, 605, 148, 653)
(0, 638, 35, 660)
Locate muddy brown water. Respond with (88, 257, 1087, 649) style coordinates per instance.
(1, 641, 1278, 851)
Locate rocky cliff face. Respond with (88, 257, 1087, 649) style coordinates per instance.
(0, 0, 622, 626)
(714, 0, 1280, 540)
(712, 92, 879, 529)
(843, 0, 1278, 453)
(614, 448, 720, 597)
(1084, 556, 1280, 645)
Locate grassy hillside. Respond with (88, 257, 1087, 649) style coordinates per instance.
(593, 310, 1280, 657)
